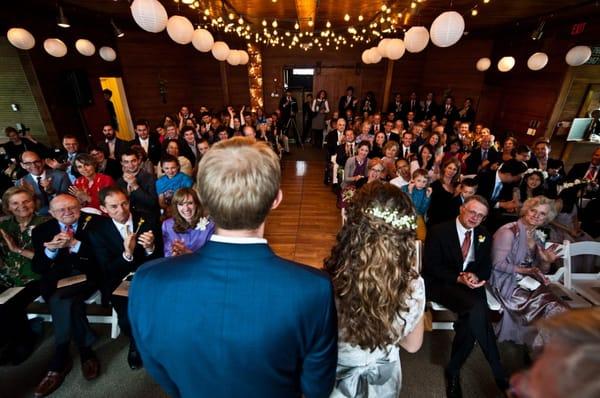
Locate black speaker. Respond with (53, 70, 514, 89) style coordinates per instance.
(64, 70, 93, 106)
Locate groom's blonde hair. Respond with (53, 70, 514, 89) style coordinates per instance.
(196, 137, 280, 230)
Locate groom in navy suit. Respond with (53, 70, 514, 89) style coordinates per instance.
(129, 137, 338, 398)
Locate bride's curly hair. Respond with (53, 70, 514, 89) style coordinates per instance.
(325, 180, 419, 350)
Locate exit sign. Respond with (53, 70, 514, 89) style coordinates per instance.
(571, 22, 586, 35)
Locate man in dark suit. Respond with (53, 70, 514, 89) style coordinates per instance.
(420, 92, 438, 121)
(117, 148, 160, 226)
(566, 146, 600, 184)
(440, 96, 459, 127)
(88, 145, 122, 181)
(338, 86, 357, 115)
(46, 134, 83, 183)
(369, 113, 384, 136)
(335, 129, 356, 167)
(423, 196, 508, 398)
(405, 91, 420, 121)
(527, 139, 565, 198)
(129, 137, 337, 398)
(466, 134, 500, 175)
(178, 126, 199, 165)
(88, 186, 158, 370)
(388, 93, 404, 121)
(17, 151, 71, 215)
(98, 122, 128, 161)
(326, 117, 347, 158)
(278, 89, 298, 127)
(31, 194, 100, 397)
(400, 131, 418, 161)
(130, 120, 161, 166)
(457, 98, 476, 125)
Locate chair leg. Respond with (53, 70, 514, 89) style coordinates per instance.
(110, 308, 120, 339)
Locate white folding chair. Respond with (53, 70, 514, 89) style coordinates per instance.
(331, 155, 339, 185)
(561, 240, 600, 306)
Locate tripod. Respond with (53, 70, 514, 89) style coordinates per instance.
(284, 114, 303, 149)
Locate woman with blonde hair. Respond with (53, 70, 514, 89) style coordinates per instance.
(326, 181, 425, 397)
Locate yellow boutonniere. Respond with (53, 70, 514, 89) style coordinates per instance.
(478, 235, 486, 243)
(135, 218, 145, 234)
(82, 215, 92, 230)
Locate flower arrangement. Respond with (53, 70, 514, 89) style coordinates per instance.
(341, 187, 356, 203)
(366, 207, 417, 230)
(557, 178, 593, 194)
(534, 229, 547, 244)
(478, 235, 486, 243)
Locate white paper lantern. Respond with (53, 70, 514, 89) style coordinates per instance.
(565, 45, 592, 66)
(99, 46, 117, 62)
(130, 0, 168, 33)
(527, 52, 548, 71)
(192, 28, 214, 52)
(368, 47, 382, 64)
(7, 28, 35, 50)
(497, 56, 516, 72)
(386, 39, 405, 60)
(211, 41, 230, 61)
(166, 15, 194, 45)
(430, 11, 465, 48)
(476, 57, 491, 71)
(404, 26, 429, 53)
(227, 50, 242, 66)
(43, 38, 67, 58)
(376, 38, 392, 58)
(239, 50, 250, 65)
(361, 49, 371, 64)
(75, 39, 96, 56)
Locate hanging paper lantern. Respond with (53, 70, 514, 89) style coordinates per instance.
(130, 0, 168, 33)
(239, 50, 250, 65)
(430, 11, 465, 48)
(386, 39, 405, 60)
(497, 56, 516, 72)
(404, 26, 429, 53)
(43, 38, 67, 58)
(166, 15, 194, 45)
(192, 28, 214, 52)
(527, 52, 548, 71)
(368, 47, 382, 64)
(7, 28, 35, 50)
(99, 46, 117, 62)
(211, 41, 230, 61)
(75, 39, 96, 56)
(376, 38, 392, 58)
(565, 45, 592, 66)
(361, 49, 371, 64)
(475, 57, 491, 71)
(227, 50, 242, 66)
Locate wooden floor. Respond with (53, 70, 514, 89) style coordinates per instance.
(264, 159, 341, 268)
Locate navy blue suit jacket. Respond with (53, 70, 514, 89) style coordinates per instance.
(129, 240, 338, 398)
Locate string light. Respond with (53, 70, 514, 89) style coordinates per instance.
(344, 14, 350, 22)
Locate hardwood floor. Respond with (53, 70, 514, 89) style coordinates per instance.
(265, 160, 341, 268)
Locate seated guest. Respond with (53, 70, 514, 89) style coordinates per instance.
(3, 126, 47, 161)
(89, 145, 122, 181)
(325, 181, 424, 397)
(159, 139, 193, 177)
(129, 137, 337, 397)
(399, 131, 417, 161)
(402, 169, 432, 240)
(368, 131, 386, 158)
(422, 132, 442, 156)
(162, 188, 215, 257)
(443, 138, 469, 173)
(390, 158, 411, 188)
(513, 144, 531, 164)
(70, 154, 115, 213)
(508, 309, 600, 398)
(17, 151, 71, 216)
(335, 130, 357, 168)
(98, 122, 128, 161)
(490, 196, 567, 351)
(410, 144, 436, 179)
(356, 121, 372, 143)
(381, 141, 399, 180)
(156, 155, 193, 213)
(178, 126, 199, 165)
(90, 186, 159, 370)
(0, 187, 47, 365)
(341, 141, 370, 190)
(423, 195, 508, 397)
(449, 177, 478, 219)
(500, 137, 517, 163)
(466, 134, 500, 175)
(518, 168, 547, 203)
(527, 140, 564, 198)
(31, 194, 100, 396)
(128, 144, 155, 176)
(565, 146, 600, 185)
(428, 158, 461, 227)
(118, 149, 160, 226)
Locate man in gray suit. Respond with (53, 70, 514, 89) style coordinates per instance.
(17, 151, 71, 215)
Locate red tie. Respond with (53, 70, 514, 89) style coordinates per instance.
(461, 230, 471, 260)
(585, 166, 597, 180)
(65, 225, 74, 238)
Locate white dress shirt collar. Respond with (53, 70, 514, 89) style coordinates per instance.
(112, 214, 134, 239)
(210, 234, 267, 244)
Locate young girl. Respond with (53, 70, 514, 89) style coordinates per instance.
(402, 169, 432, 240)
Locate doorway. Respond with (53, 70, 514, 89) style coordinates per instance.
(99, 77, 134, 140)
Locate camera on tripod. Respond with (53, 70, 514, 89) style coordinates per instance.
(15, 123, 30, 136)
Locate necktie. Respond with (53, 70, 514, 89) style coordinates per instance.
(482, 149, 488, 161)
(461, 230, 471, 261)
(65, 225, 74, 238)
(492, 182, 502, 201)
(404, 148, 409, 159)
(585, 165, 597, 180)
(36, 176, 48, 203)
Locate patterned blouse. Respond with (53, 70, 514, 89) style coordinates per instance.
(0, 215, 48, 287)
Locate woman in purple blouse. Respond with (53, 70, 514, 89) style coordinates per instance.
(162, 188, 215, 256)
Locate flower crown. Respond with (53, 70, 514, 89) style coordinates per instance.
(366, 207, 417, 230)
(524, 168, 548, 179)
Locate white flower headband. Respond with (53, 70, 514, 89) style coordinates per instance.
(524, 168, 548, 179)
(365, 207, 417, 230)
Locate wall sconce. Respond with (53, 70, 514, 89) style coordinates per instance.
(57, 5, 70, 28)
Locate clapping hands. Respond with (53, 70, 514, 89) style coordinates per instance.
(171, 240, 192, 257)
(457, 272, 486, 289)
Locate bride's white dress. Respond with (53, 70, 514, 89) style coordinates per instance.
(330, 277, 425, 398)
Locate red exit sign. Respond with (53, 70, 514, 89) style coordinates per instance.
(571, 22, 586, 35)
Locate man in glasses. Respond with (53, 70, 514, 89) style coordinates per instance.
(16, 151, 71, 215)
(423, 195, 508, 398)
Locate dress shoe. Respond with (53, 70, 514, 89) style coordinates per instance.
(81, 356, 100, 380)
(127, 346, 143, 370)
(445, 373, 463, 398)
(34, 360, 72, 397)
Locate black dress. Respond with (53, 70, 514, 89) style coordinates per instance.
(427, 179, 456, 227)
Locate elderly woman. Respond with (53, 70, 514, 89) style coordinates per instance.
(70, 153, 115, 212)
(490, 196, 567, 352)
(161, 188, 215, 257)
(0, 187, 47, 364)
(326, 181, 424, 397)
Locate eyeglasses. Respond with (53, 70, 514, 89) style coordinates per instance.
(464, 209, 487, 220)
(51, 205, 79, 214)
(371, 168, 384, 172)
(22, 160, 42, 166)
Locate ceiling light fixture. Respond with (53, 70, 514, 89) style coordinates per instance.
(111, 19, 125, 38)
(57, 5, 70, 28)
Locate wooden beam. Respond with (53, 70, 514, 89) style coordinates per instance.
(382, 59, 395, 111)
(219, 61, 230, 105)
(294, 0, 316, 32)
